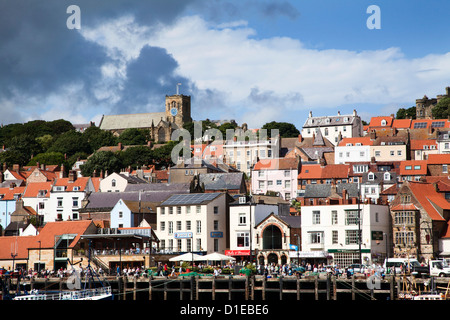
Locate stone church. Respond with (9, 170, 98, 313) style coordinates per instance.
(99, 93, 192, 143)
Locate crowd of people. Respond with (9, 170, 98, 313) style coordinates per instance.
(1, 261, 390, 280)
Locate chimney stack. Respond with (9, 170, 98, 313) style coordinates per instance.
(68, 170, 76, 182)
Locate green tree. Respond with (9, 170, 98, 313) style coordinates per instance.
(119, 146, 154, 169)
(80, 151, 123, 177)
(7, 134, 43, 165)
(261, 121, 300, 138)
(27, 152, 66, 166)
(432, 97, 450, 119)
(83, 126, 117, 151)
(396, 106, 416, 119)
(117, 128, 148, 145)
(152, 141, 178, 169)
(48, 130, 90, 157)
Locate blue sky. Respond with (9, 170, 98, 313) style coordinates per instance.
(1, 0, 450, 131)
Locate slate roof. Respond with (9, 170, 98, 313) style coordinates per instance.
(198, 172, 244, 190)
(303, 183, 359, 198)
(99, 112, 167, 130)
(303, 113, 358, 128)
(361, 171, 398, 185)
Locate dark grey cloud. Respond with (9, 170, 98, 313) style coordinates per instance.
(248, 87, 303, 108)
(114, 45, 194, 114)
(0, 0, 199, 123)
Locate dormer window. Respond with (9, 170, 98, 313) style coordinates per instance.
(112, 179, 116, 187)
(368, 173, 375, 181)
(346, 143, 352, 146)
(384, 172, 390, 180)
(381, 119, 387, 126)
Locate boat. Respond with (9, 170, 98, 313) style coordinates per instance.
(13, 241, 113, 301)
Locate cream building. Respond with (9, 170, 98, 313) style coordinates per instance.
(155, 193, 228, 255)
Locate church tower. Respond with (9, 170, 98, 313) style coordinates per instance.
(165, 85, 192, 128)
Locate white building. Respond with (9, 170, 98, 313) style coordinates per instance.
(335, 137, 373, 164)
(302, 110, 363, 146)
(301, 202, 390, 267)
(155, 193, 228, 254)
(47, 175, 97, 221)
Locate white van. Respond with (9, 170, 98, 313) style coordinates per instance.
(383, 258, 421, 274)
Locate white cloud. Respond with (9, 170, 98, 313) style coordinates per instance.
(75, 14, 450, 128)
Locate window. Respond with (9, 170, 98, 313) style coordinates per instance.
(214, 206, 219, 214)
(168, 221, 173, 234)
(414, 165, 421, 170)
(239, 213, 247, 225)
(310, 232, 323, 244)
(397, 150, 402, 156)
(345, 230, 359, 245)
(390, 151, 394, 156)
(214, 239, 219, 252)
(285, 193, 291, 200)
(186, 221, 191, 231)
(57, 198, 63, 208)
(395, 231, 414, 246)
(177, 239, 182, 251)
(160, 221, 165, 231)
(443, 165, 448, 173)
(332, 230, 338, 244)
(196, 239, 202, 251)
(196, 220, 201, 233)
(72, 197, 79, 207)
(332, 210, 338, 225)
(111, 179, 116, 187)
(276, 180, 282, 185)
(237, 232, 249, 247)
(169, 207, 173, 214)
(258, 181, 265, 188)
(161, 207, 165, 215)
(368, 173, 374, 181)
(267, 180, 273, 186)
(394, 211, 415, 225)
(177, 206, 181, 214)
(284, 170, 290, 177)
(186, 206, 191, 214)
(285, 180, 291, 188)
(186, 239, 192, 252)
(345, 210, 359, 225)
(196, 206, 201, 214)
(375, 151, 381, 157)
(176, 221, 182, 231)
(118, 211, 123, 219)
(214, 220, 219, 231)
(312, 210, 320, 224)
(405, 166, 412, 170)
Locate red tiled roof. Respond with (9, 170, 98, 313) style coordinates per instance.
(427, 154, 450, 164)
(298, 164, 349, 179)
(0, 220, 95, 260)
(254, 158, 299, 171)
(410, 139, 437, 150)
(53, 177, 90, 192)
(368, 116, 394, 128)
(23, 182, 53, 198)
(411, 119, 450, 129)
(392, 119, 412, 129)
(399, 160, 428, 175)
(391, 203, 418, 211)
(0, 187, 26, 200)
(338, 137, 374, 146)
(408, 181, 447, 221)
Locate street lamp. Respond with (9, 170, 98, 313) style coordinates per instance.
(37, 240, 42, 273)
(294, 234, 300, 265)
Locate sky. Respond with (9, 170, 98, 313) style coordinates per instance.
(1, 0, 450, 131)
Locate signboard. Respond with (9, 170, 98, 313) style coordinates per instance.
(372, 231, 384, 241)
(225, 250, 250, 256)
(174, 232, 193, 239)
(289, 244, 298, 251)
(210, 231, 223, 238)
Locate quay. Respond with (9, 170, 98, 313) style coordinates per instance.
(2, 274, 449, 301)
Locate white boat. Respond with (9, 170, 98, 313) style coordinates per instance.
(413, 293, 445, 300)
(13, 286, 113, 301)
